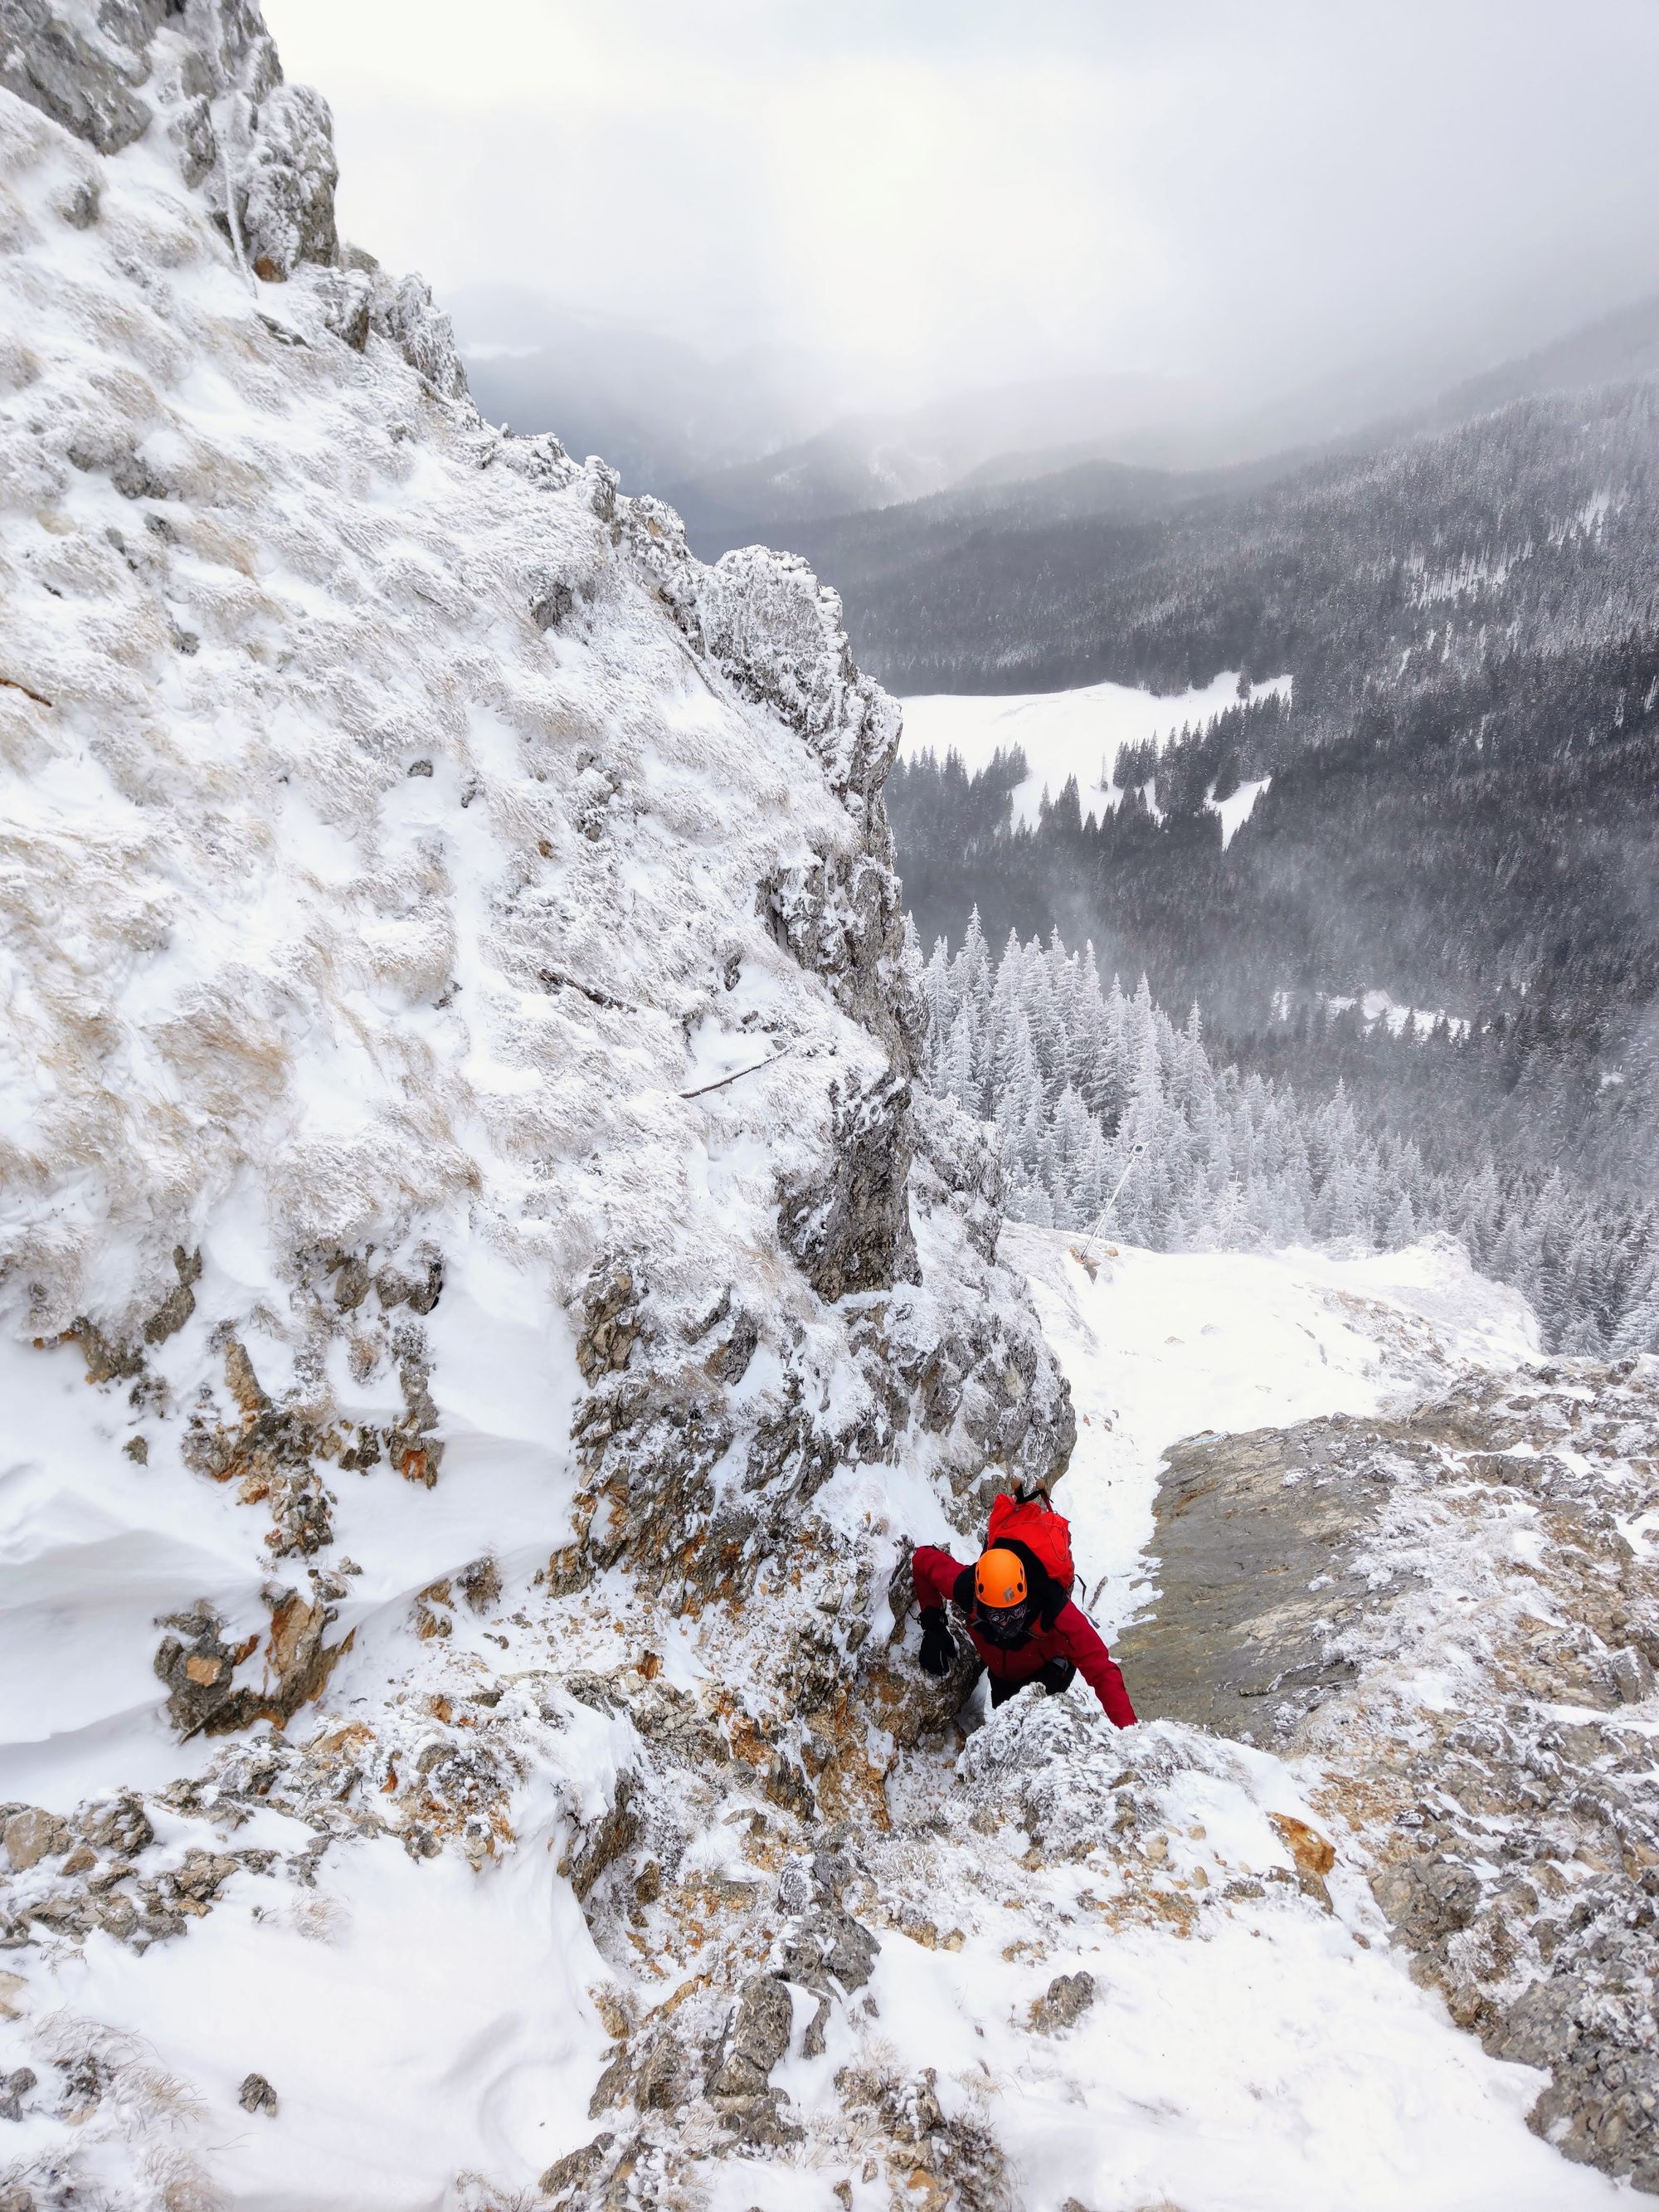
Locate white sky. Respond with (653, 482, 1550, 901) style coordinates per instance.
(264, 0, 1659, 410)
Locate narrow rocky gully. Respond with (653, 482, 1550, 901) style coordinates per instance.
(0, 6, 1656, 2205)
(535, 1230, 1659, 2212)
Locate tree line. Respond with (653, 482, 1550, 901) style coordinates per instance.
(916, 918, 1659, 1356)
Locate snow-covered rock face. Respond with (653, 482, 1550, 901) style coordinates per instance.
(5, 12, 1644, 2212)
(0, 6, 1082, 2200)
(0, 0, 1063, 1581)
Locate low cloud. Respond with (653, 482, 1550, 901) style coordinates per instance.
(266, 0, 1659, 415)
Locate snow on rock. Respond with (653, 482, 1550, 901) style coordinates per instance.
(0, 6, 1075, 2200)
(0, 7, 1643, 2209)
(884, 1706, 1618, 2212)
(1014, 1230, 1657, 2201)
(1007, 1226, 1540, 1640)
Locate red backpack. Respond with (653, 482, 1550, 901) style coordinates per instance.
(985, 1490, 1075, 1599)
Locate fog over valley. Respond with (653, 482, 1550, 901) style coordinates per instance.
(266, 0, 1659, 502)
(5, 5, 1659, 2206)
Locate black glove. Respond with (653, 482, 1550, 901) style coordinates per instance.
(917, 1607, 956, 1678)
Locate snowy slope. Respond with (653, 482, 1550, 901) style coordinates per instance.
(1006, 1233, 1659, 2207)
(0, 69, 920, 1792)
(4, 1216, 1602, 2212)
(961, 1232, 1619, 2212)
(0, 7, 1072, 2200)
(835, 1235, 1612, 2212)
(0, 8, 1642, 2210)
(1007, 1228, 1540, 1640)
(898, 671, 1291, 833)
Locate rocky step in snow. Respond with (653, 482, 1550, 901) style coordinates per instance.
(979, 1228, 1654, 2207)
(1113, 1362, 1659, 2198)
(1014, 1225, 1659, 2203)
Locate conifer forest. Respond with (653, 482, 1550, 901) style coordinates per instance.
(851, 382, 1659, 1352)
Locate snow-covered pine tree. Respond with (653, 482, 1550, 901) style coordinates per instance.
(917, 923, 1639, 1351)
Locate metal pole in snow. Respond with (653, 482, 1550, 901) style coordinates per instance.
(1077, 1141, 1146, 1265)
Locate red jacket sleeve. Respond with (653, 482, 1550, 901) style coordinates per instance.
(911, 1544, 967, 1613)
(1055, 1603, 1137, 1727)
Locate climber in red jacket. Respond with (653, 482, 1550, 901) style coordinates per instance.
(910, 1492, 1137, 1727)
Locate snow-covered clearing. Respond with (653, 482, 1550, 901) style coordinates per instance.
(1209, 772, 1272, 848)
(898, 671, 1290, 833)
(1323, 989, 1472, 1040)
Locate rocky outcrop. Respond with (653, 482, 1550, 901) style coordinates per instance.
(0, 4, 1089, 2204)
(1121, 1359, 1659, 2195)
(1029, 1970, 1095, 2033)
(2, 0, 322, 268)
(622, 507, 918, 1073)
(780, 1069, 917, 1301)
(235, 80, 338, 277)
(574, 1259, 644, 1382)
(152, 1588, 351, 1737)
(707, 1971, 793, 2097)
(1, 0, 156, 153)
(2, 0, 468, 394)
(1112, 1417, 1392, 1733)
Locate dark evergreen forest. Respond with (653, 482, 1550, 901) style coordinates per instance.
(815, 379, 1659, 1347)
(800, 382, 1659, 700)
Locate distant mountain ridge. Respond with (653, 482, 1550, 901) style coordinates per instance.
(1428, 290, 1659, 425)
(450, 278, 1659, 561)
(668, 288, 1659, 558)
(659, 368, 1219, 553)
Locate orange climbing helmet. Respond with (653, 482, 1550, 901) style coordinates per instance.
(974, 1547, 1029, 1610)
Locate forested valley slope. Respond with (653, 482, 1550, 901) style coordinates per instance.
(770, 359, 1659, 1354)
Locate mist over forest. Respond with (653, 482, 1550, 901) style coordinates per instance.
(849, 351, 1659, 1352)
(452, 263, 1659, 1354)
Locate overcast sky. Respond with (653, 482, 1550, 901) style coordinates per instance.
(265, 0, 1659, 412)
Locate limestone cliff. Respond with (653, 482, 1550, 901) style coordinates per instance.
(0, 6, 1076, 2200)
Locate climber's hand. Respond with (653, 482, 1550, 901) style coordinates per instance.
(917, 1607, 956, 1678)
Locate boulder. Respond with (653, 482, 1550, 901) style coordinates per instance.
(2, 1809, 68, 1873)
(1030, 1972, 1096, 2034)
(237, 2073, 278, 2117)
(708, 1973, 793, 2097)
